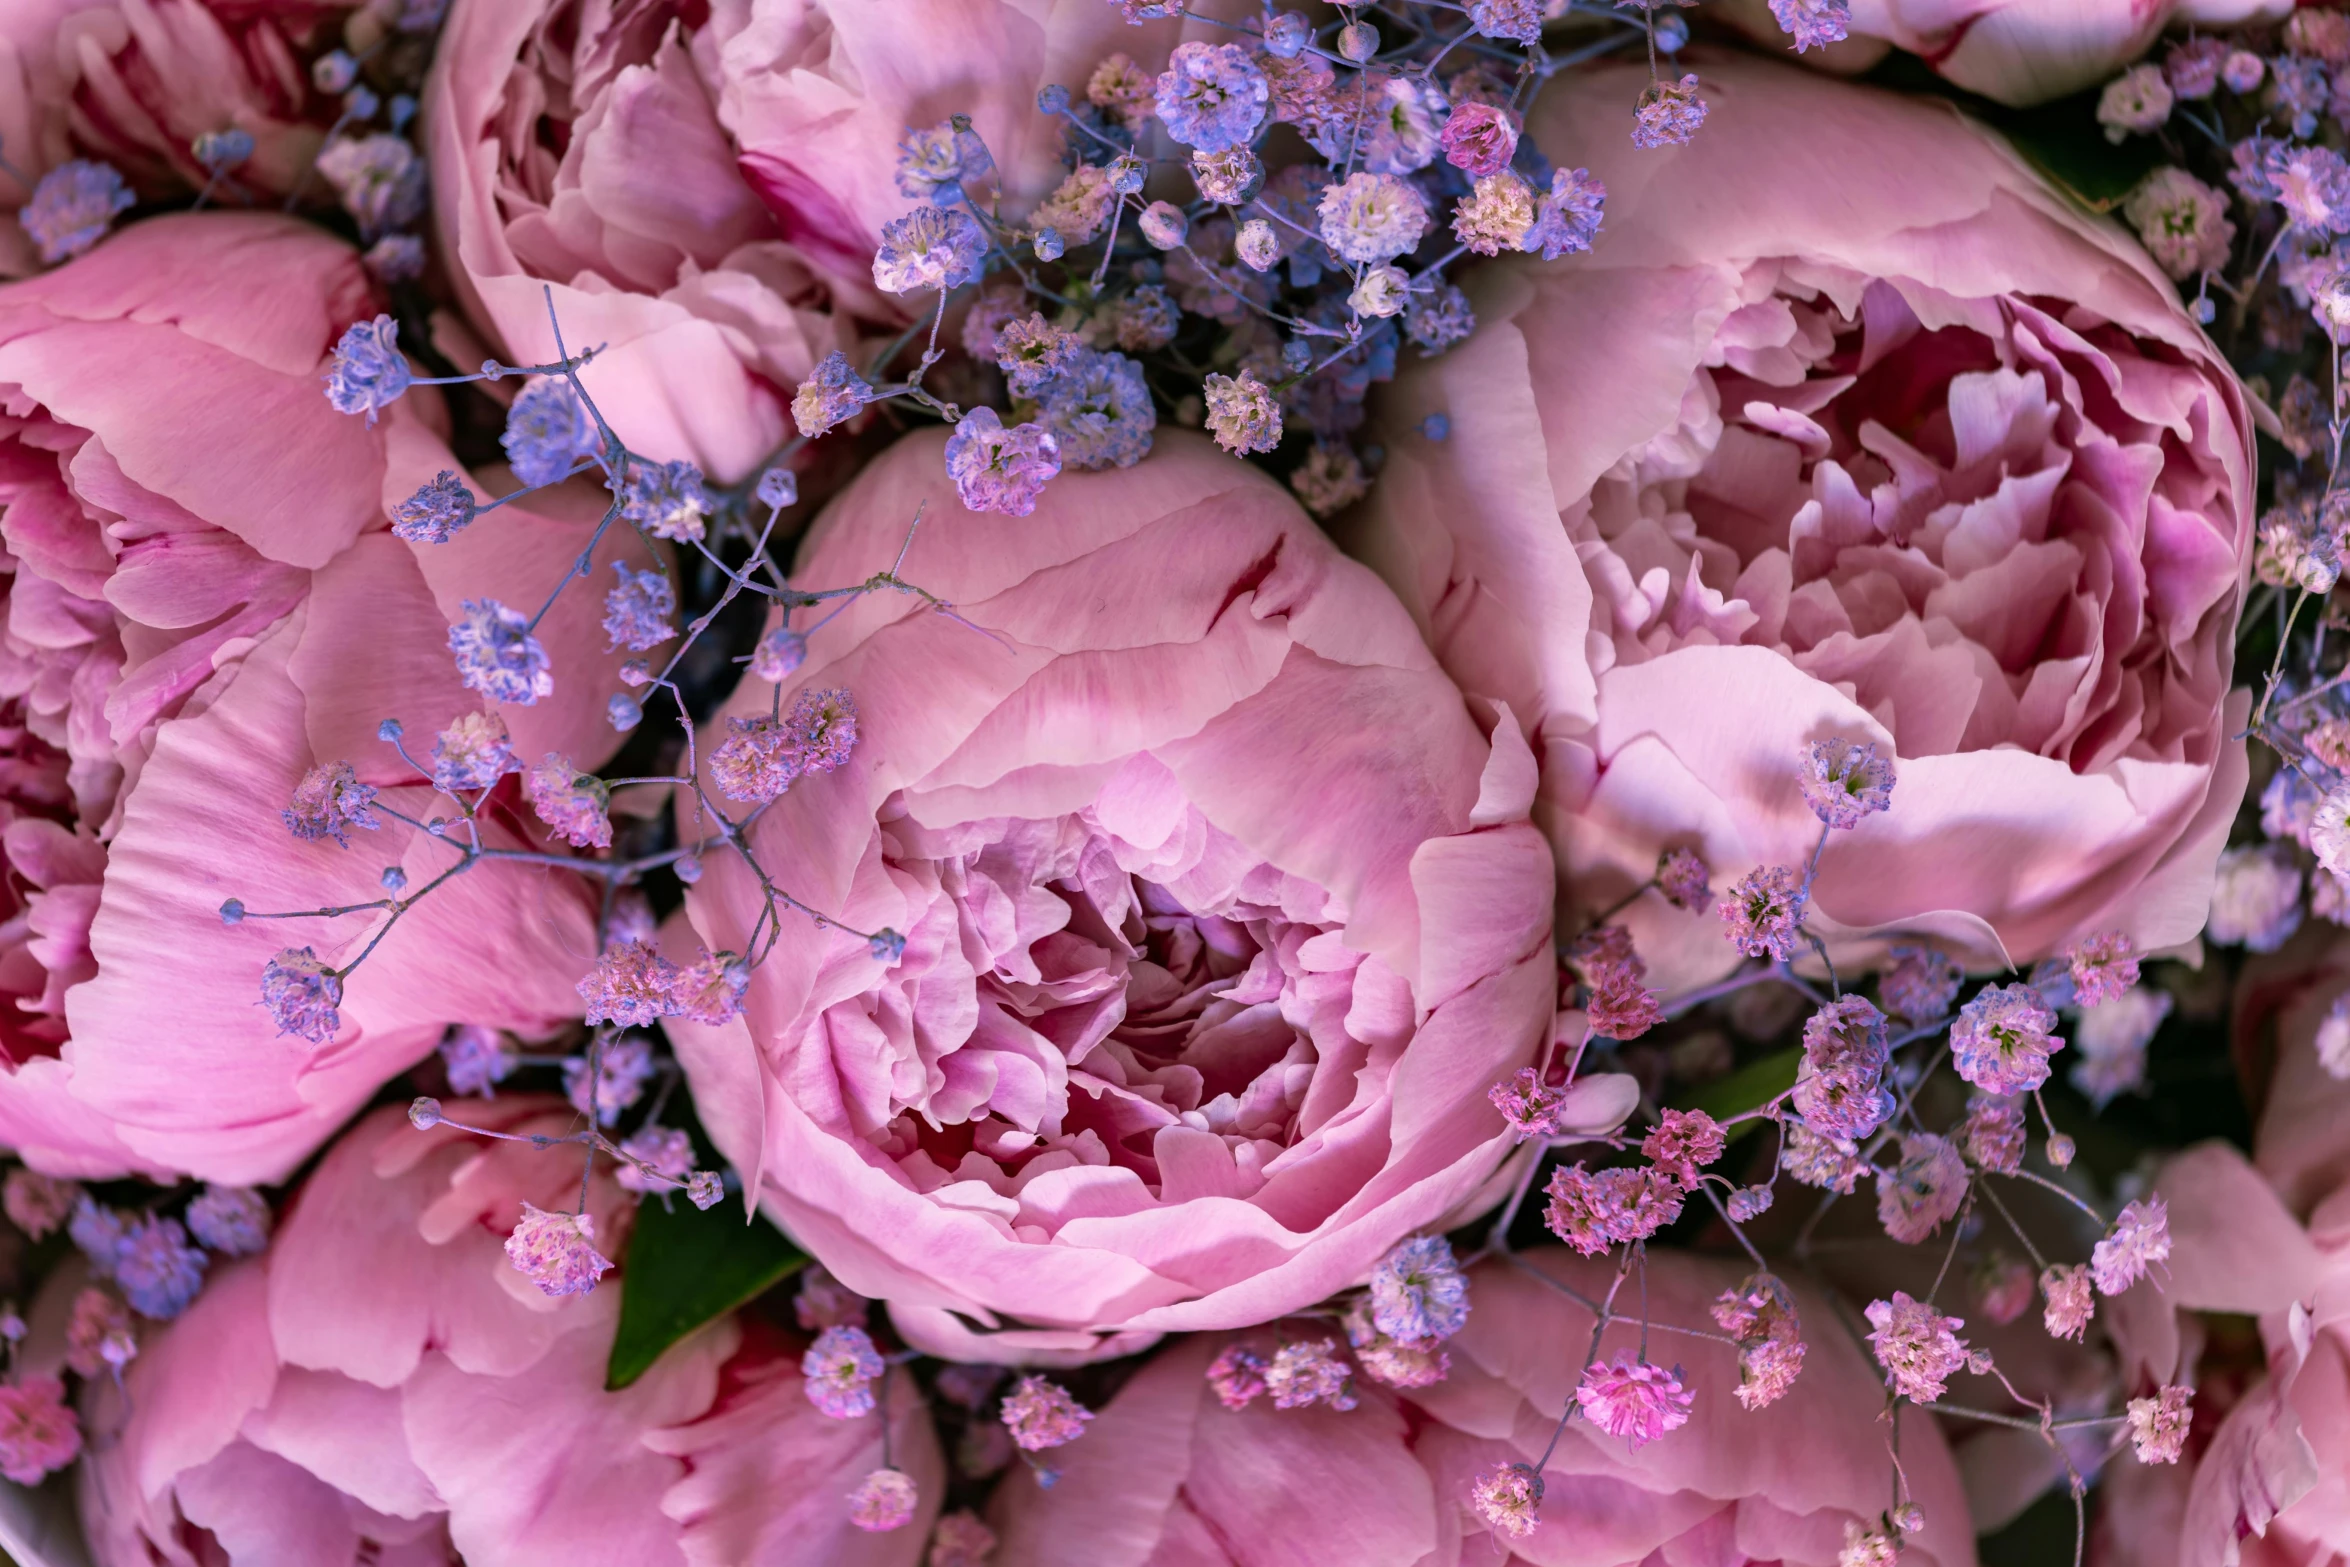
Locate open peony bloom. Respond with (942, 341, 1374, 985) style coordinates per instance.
(989, 1248, 1975, 1567)
(0, 0, 349, 274)
(669, 429, 1564, 1357)
(2169, 933, 2350, 1566)
(424, 0, 1234, 479)
(1834, 0, 2286, 107)
(76, 1098, 941, 1566)
(1350, 59, 2253, 994)
(0, 213, 646, 1182)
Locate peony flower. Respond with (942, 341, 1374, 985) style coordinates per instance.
(0, 213, 649, 1183)
(1351, 59, 2253, 994)
(424, 0, 1236, 478)
(667, 430, 1561, 1355)
(74, 1099, 941, 1564)
(0, 0, 347, 275)
(987, 1250, 1975, 1567)
(1823, 0, 2289, 107)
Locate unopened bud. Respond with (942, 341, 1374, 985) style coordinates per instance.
(99, 1329, 137, 1369)
(619, 658, 652, 688)
(675, 855, 703, 885)
(1033, 227, 1065, 262)
(380, 866, 407, 893)
(869, 928, 907, 964)
(608, 693, 643, 731)
(377, 718, 404, 742)
(219, 898, 245, 925)
(1036, 83, 1071, 115)
(312, 49, 358, 93)
(409, 1096, 443, 1130)
(755, 467, 798, 509)
(2045, 1133, 2076, 1169)
(687, 1171, 724, 1210)
(1338, 21, 1378, 61)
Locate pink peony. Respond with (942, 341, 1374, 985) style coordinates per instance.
(75, 1097, 942, 1565)
(1350, 59, 2253, 995)
(988, 1250, 1975, 1567)
(0, 0, 348, 275)
(2171, 934, 2350, 1566)
(423, 0, 1238, 479)
(1832, 0, 2288, 107)
(667, 430, 1558, 1355)
(0, 213, 650, 1182)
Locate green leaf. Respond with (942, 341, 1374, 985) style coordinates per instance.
(1864, 54, 2160, 213)
(1672, 1046, 1802, 1141)
(606, 1195, 806, 1390)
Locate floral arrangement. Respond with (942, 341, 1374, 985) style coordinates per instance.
(0, 1, 2349, 1565)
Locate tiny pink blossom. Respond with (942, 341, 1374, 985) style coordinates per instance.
(1265, 1338, 1358, 1411)
(1864, 1291, 1968, 1403)
(2066, 932, 2139, 1008)
(1441, 101, 1519, 177)
(578, 940, 682, 1028)
(848, 1467, 918, 1532)
(802, 1324, 885, 1419)
(1641, 1109, 1725, 1185)
(1876, 1133, 1969, 1245)
(1880, 943, 1962, 1020)
(1720, 865, 1806, 961)
(1800, 737, 1895, 829)
(673, 948, 748, 1026)
(1711, 1272, 1801, 1343)
(614, 1126, 693, 1193)
(1781, 1120, 1869, 1192)
(1656, 846, 1711, 911)
(929, 1511, 997, 1566)
(1795, 995, 1894, 1143)
(503, 1203, 612, 1298)
(2128, 1384, 2193, 1464)
(525, 754, 613, 849)
(65, 1288, 129, 1377)
(2041, 1263, 2094, 1341)
(1543, 1164, 1683, 1253)
(1950, 983, 2063, 1096)
(1000, 1376, 1094, 1450)
(1631, 74, 1708, 149)
(1575, 1356, 1693, 1449)
(1207, 1343, 1270, 1409)
(1841, 1525, 1900, 1567)
(1587, 974, 1663, 1041)
(1962, 1096, 2026, 1175)
(0, 1376, 79, 1484)
(1489, 1066, 1568, 1141)
(1344, 1297, 1451, 1388)
(2, 1170, 77, 1239)
(2091, 1196, 2171, 1296)
(1470, 1461, 1544, 1540)
(1566, 924, 1644, 988)
(1737, 1335, 1806, 1411)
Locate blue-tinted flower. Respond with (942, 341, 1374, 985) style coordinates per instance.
(283, 761, 380, 847)
(262, 949, 343, 1043)
(1154, 42, 1269, 152)
(185, 1187, 271, 1257)
(943, 408, 1061, 515)
(192, 128, 256, 172)
(502, 375, 600, 486)
(440, 1023, 512, 1096)
(323, 315, 412, 421)
(391, 470, 477, 543)
(114, 1217, 207, 1320)
(603, 561, 676, 652)
(1632, 75, 1708, 150)
(617, 458, 709, 543)
(21, 160, 132, 263)
(896, 118, 995, 203)
(792, 351, 874, 439)
(69, 1198, 126, 1278)
(871, 206, 987, 295)
(448, 598, 553, 705)
(1040, 350, 1156, 471)
(564, 1033, 656, 1126)
(1370, 1236, 1470, 1343)
(1767, 0, 1849, 51)
(1522, 167, 1606, 259)
(315, 134, 426, 236)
